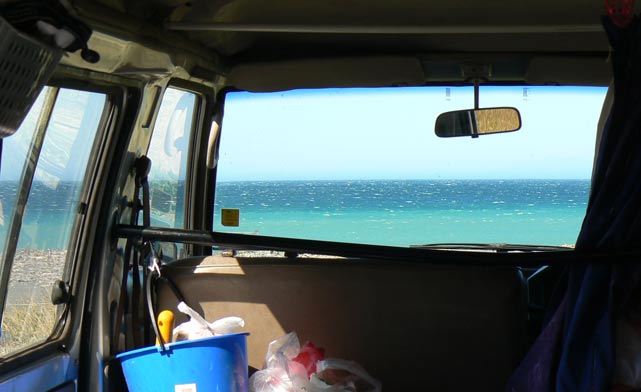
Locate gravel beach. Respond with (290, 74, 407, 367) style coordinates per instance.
(4, 249, 67, 305)
(0, 249, 66, 355)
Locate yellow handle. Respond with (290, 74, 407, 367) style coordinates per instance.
(156, 310, 174, 345)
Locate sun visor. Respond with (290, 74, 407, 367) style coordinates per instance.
(0, 16, 61, 138)
(228, 57, 426, 92)
(526, 56, 611, 86)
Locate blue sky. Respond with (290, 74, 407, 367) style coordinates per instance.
(1, 88, 105, 183)
(217, 86, 608, 181)
(1, 85, 608, 183)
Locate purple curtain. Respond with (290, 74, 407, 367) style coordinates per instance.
(507, 15, 641, 392)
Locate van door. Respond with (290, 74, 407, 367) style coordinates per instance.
(0, 85, 107, 391)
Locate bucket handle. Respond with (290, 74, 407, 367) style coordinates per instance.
(146, 267, 168, 351)
(144, 243, 188, 352)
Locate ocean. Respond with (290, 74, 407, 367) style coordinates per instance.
(214, 179, 590, 247)
(0, 179, 590, 250)
(0, 181, 82, 251)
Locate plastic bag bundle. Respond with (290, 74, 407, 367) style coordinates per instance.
(172, 301, 245, 342)
(309, 359, 382, 392)
(247, 367, 294, 392)
(249, 332, 310, 391)
(249, 332, 380, 392)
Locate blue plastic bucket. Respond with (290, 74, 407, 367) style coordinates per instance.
(116, 333, 249, 392)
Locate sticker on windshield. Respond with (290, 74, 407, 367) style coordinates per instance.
(221, 208, 240, 227)
(175, 383, 197, 392)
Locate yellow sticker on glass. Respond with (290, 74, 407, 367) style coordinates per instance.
(221, 208, 240, 227)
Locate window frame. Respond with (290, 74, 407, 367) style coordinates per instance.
(0, 77, 119, 373)
(209, 85, 605, 250)
(146, 85, 198, 230)
(208, 87, 238, 237)
(146, 79, 214, 256)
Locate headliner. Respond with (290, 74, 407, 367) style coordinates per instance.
(86, 0, 611, 58)
(68, 0, 619, 88)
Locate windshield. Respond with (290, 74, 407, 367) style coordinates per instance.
(213, 86, 607, 248)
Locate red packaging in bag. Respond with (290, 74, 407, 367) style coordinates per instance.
(291, 341, 325, 378)
(605, 0, 634, 28)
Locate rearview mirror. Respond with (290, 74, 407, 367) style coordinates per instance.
(435, 107, 521, 138)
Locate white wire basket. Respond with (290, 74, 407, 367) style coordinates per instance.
(0, 16, 61, 138)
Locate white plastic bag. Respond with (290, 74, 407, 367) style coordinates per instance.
(308, 359, 381, 392)
(266, 331, 300, 364)
(172, 301, 244, 342)
(248, 367, 295, 392)
(249, 333, 380, 392)
(249, 332, 309, 392)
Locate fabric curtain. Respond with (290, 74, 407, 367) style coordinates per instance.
(507, 16, 641, 392)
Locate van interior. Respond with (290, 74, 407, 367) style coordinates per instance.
(0, 0, 639, 391)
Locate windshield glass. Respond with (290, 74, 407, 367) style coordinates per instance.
(213, 86, 607, 247)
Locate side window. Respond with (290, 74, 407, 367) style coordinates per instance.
(0, 87, 106, 356)
(147, 87, 197, 230)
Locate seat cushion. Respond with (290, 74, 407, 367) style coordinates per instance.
(156, 256, 527, 391)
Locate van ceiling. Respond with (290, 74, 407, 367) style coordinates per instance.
(73, 0, 615, 87)
(87, 0, 609, 58)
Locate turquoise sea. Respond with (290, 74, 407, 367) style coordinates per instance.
(0, 179, 590, 250)
(214, 179, 590, 247)
(0, 181, 82, 251)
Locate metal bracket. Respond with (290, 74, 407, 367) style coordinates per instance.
(461, 64, 492, 82)
(148, 242, 162, 277)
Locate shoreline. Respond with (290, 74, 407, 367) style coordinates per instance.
(4, 249, 67, 304)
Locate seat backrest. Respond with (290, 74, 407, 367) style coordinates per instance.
(157, 256, 527, 391)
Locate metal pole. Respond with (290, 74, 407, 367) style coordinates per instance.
(164, 23, 602, 34)
(113, 224, 602, 267)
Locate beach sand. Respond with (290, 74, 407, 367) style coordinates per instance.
(4, 249, 67, 305)
(0, 249, 66, 355)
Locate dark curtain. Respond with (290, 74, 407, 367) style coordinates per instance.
(507, 16, 641, 392)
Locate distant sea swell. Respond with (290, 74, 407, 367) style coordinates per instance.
(0, 179, 590, 250)
(214, 179, 591, 247)
(0, 181, 81, 251)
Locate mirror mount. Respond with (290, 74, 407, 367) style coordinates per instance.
(474, 80, 480, 111)
(461, 63, 491, 109)
(472, 81, 481, 137)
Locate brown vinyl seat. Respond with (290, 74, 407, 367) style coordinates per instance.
(156, 255, 527, 391)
